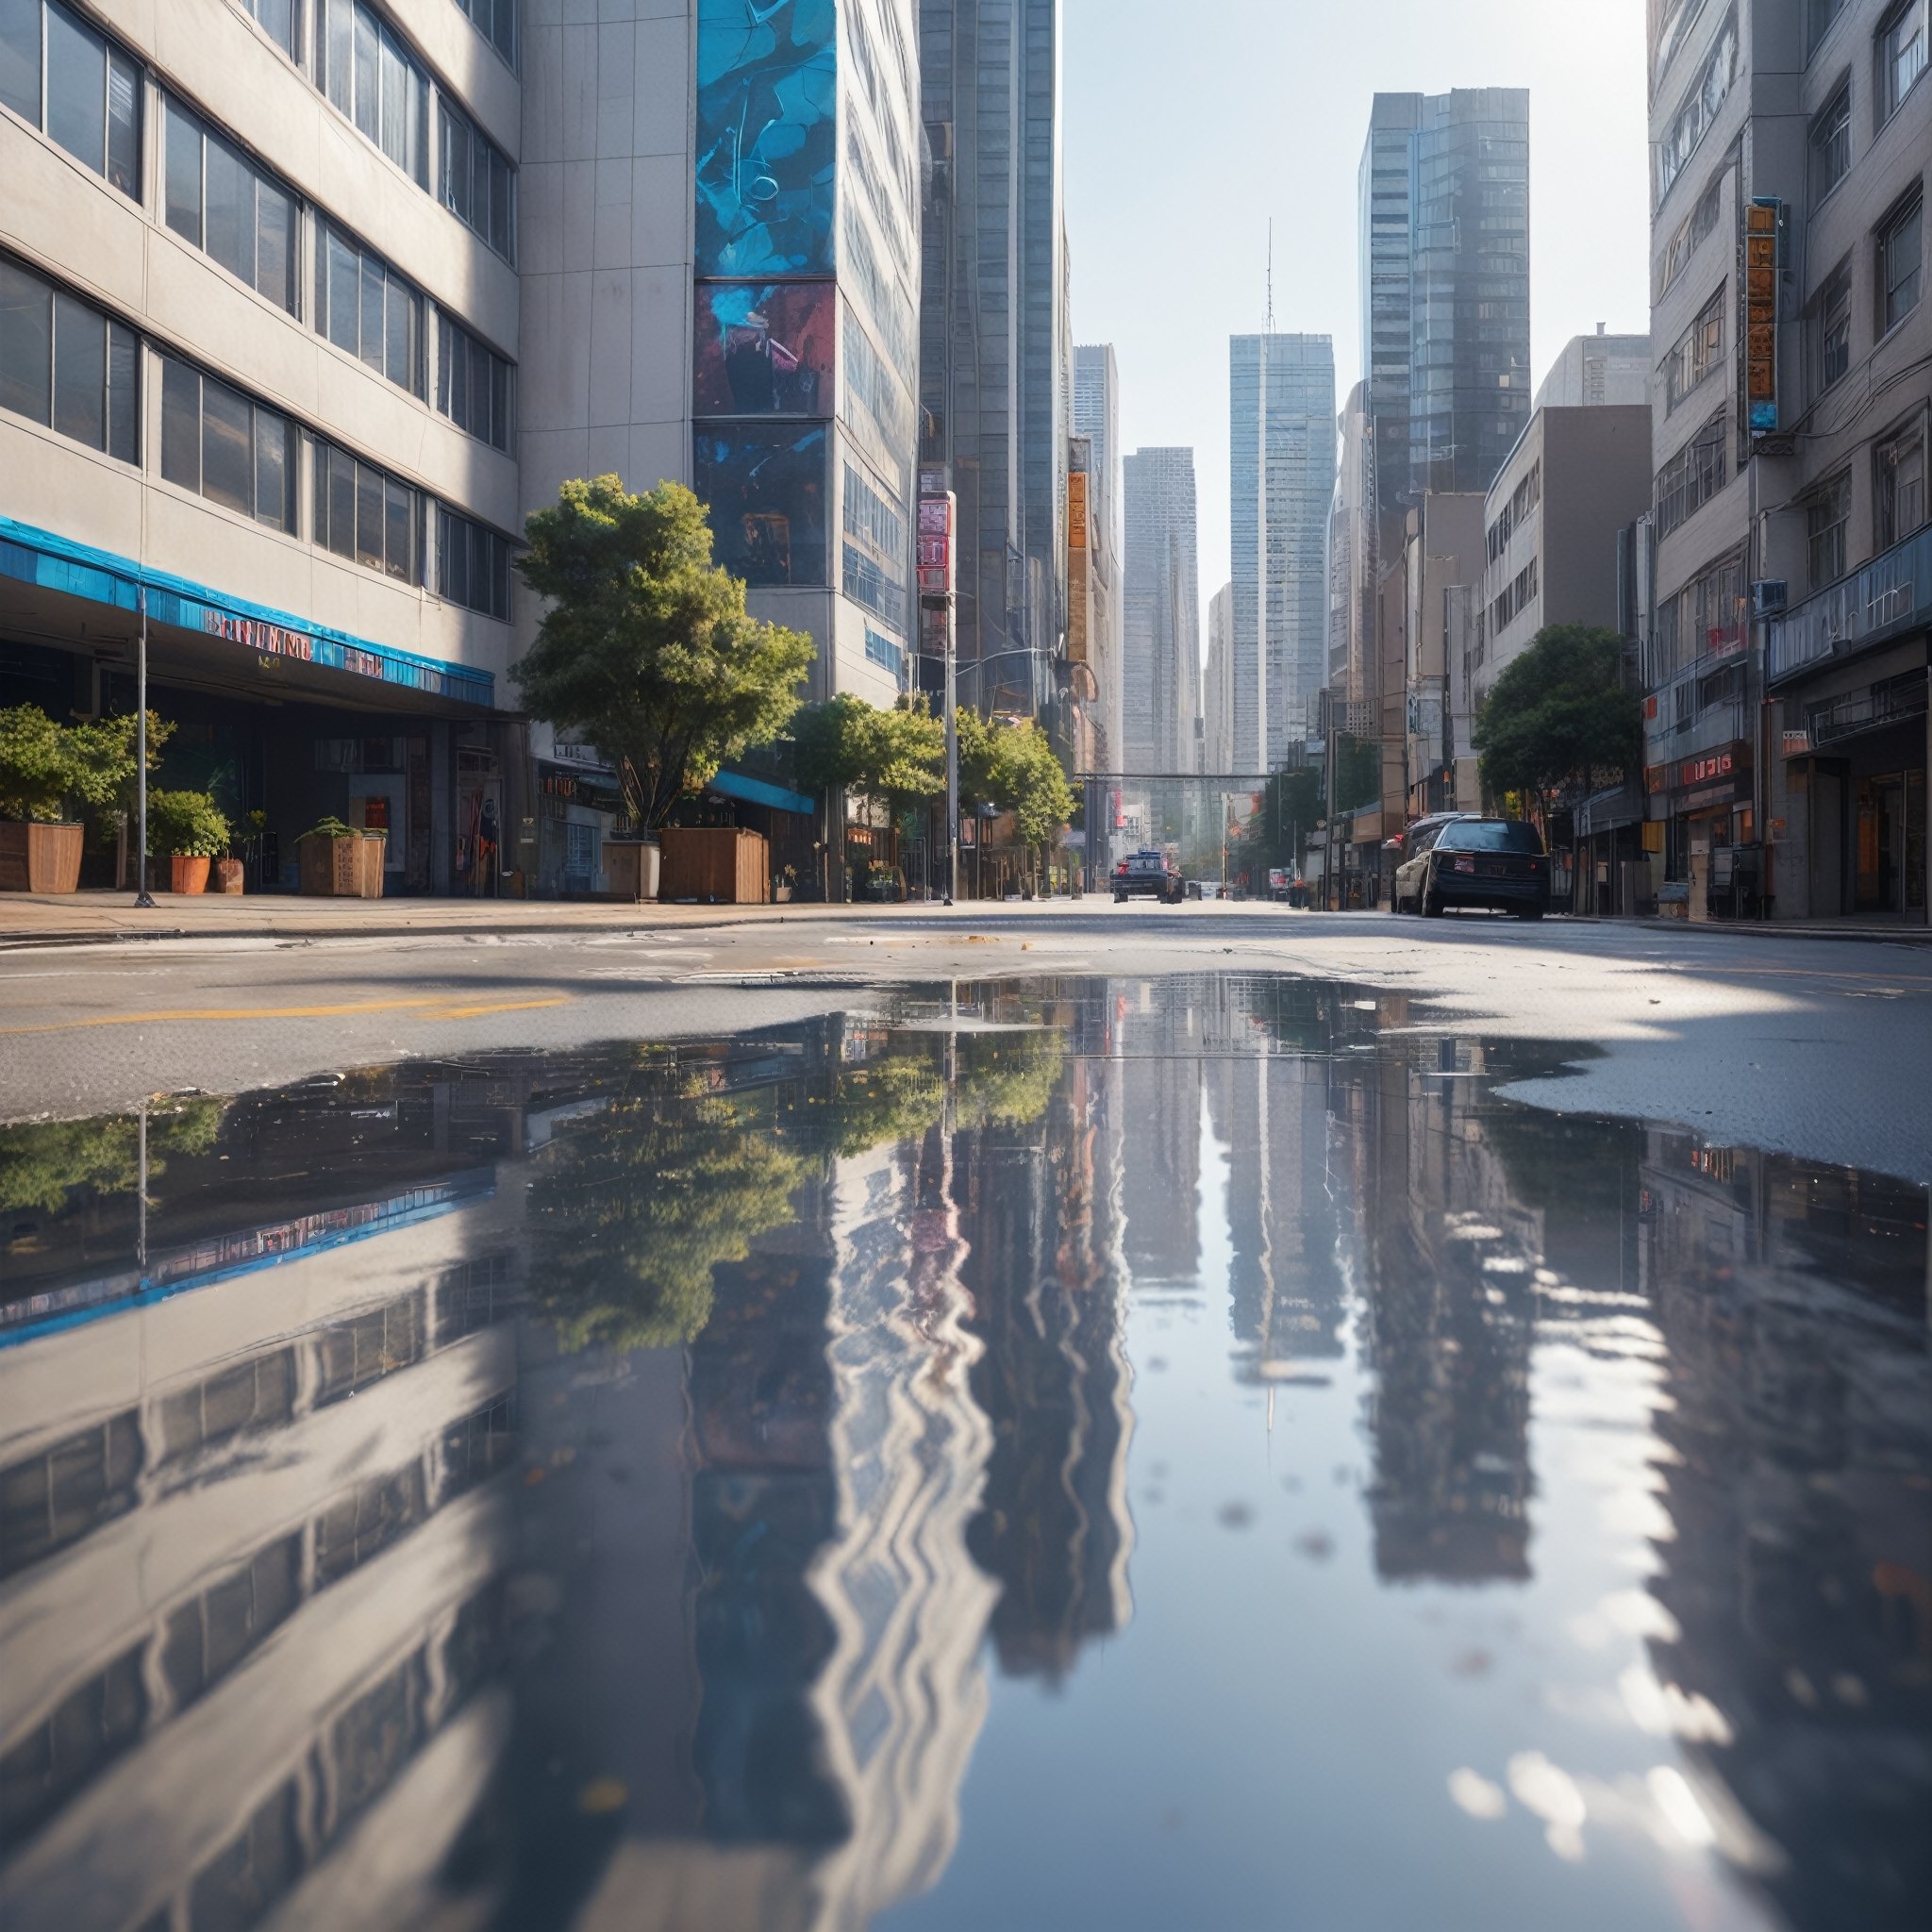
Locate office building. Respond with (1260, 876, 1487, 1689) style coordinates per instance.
(1642, 0, 1928, 924)
(1074, 342, 1124, 762)
(0, 0, 922, 902)
(918, 0, 1071, 718)
(1533, 326, 1651, 410)
(1229, 333, 1336, 769)
(1203, 580, 1234, 774)
(1358, 89, 1531, 522)
(1122, 446, 1199, 774)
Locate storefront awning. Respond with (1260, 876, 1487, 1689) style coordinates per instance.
(708, 767, 815, 816)
(0, 514, 493, 709)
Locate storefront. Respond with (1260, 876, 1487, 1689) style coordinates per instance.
(1646, 740, 1757, 921)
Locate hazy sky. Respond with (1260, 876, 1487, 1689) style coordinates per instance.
(1062, 0, 1651, 626)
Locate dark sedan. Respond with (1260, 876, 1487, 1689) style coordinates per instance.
(1396, 818, 1550, 920)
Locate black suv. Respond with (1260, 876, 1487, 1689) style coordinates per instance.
(1396, 818, 1550, 920)
(1112, 850, 1185, 904)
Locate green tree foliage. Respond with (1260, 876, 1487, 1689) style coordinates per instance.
(952, 711, 1074, 854)
(793, 692, 945, 821)
(1234, 764, 1324, 877)
(1475, 625, 1640, 808)
(144, 790, 231, 858)
(1332, 734, 1382, 814)
(0, 1098, 226, 1216)
(0, 706, 171, 822)
(513, 476, 815, 829)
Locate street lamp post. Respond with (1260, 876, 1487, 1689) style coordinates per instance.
(134, 586, 155, 909)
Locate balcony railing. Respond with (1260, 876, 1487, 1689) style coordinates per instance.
(1769, 525, 1932, 684)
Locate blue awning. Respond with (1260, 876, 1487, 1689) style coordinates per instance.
(708, 767, 816, 816)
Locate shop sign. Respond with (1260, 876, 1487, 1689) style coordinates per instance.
(1680, 749, 1733, 788)
(958, 817, 977, 848)
(1644, 763, 1666, 794)
(1780, 728, 1812, 758)
(206, 611, 313, 662)
(918, 493, 955, 599)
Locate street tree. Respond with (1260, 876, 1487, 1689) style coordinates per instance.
(793, 692, 944, 824)
(1475, 624, 1640, 820)
(513, 476, 815, 830)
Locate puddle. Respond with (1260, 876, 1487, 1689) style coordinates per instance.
(0, 976, 1926, 1932)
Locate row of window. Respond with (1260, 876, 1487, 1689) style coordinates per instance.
(0, 256, 514, 616)
(1656, 11, 1738, 211)
(1809, 5, 1926, 210)
(1657, 410, 1729, 538)
(1807, 428, 1927, 590)
(1663, 286, 1724, 413)
(1485, 458, 1541, 563)
(1490, 555, 1539, 637)
(1645, 551, 1746, 687)
(5, 9, 516, 445)
(1809, 187, 1923, 402)
(1657, 175, 1724, 303)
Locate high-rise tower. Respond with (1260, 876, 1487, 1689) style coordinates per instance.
(1122, 448, 1199, 775)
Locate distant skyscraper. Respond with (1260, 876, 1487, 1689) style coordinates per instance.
(1123, 449, 1200, 774)
(920, 1, 1071, 715)
(1359, 90, 1531, 520)
(1204, 584, 1235, 774)
(1230, 335, 1336, 769)
(1330, 381, 1375, 708)
(1074, 347, 1126, 767)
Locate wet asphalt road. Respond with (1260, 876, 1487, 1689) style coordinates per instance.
(1, 905, 1928, 1180)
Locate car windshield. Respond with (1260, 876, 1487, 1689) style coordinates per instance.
(1440, 822, 1543, 855)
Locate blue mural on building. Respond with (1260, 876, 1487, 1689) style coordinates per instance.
(695, 0, 838, 277)
(695, 425, 829, 589)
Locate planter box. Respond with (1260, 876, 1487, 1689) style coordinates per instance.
(212, 858, 245, 895)
(605, 840, 661, 904)
(297, 833, 386, 898)
(170, 855, 210, 894)
(659, 826, 769, 904)
(0, 821, 84, 893)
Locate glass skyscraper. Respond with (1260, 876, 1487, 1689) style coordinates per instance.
(1358, 90, 1531, 521)
(1123, 448, 1200, 775)
(919, 0, 1071, 716)
(1229, 335, 1337, 771)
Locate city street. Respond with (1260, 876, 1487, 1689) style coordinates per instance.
(2, 906, 1928, 1180)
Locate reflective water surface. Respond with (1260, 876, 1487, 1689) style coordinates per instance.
(1, 977, 1927, 1932)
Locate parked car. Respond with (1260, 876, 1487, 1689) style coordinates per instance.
(1113, 849, 1186, 904)
(1382, 811, 1471, 884)
(1395, 817, 1550, 919)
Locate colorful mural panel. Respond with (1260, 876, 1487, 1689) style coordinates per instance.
(695, 0, 837, 277)
(695, 425, 829, 589)
(693, 281, 836, 416)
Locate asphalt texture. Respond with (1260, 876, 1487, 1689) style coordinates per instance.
(1, 904, 1928, 1182)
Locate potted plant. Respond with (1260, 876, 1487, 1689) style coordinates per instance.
(774, 863, 796, 904)
(296, 815, 386, 897)
(0, 705, 169, 893)
(212, 813, 256, 895)
(146, 790, 230, 894)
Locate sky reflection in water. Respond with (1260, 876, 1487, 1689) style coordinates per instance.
(0, 976, 1926, 1932)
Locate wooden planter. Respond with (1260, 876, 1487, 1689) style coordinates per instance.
(0, 821, 84, 893)
(658, 826, 769, 904)
(212, 858, 245, 895)
(297, 832, 387, 898)
(170, 855, 211, 894)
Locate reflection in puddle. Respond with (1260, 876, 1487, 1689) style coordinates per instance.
(0, 977, 1926, 1932)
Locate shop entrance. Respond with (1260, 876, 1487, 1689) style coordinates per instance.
(1855, 775, 1907, 916)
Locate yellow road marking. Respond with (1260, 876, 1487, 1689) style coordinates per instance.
(0, 991, 570, 1036)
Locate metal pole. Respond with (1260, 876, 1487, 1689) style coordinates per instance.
(944, 591, 958, 907)
(134, 587, 155, 908)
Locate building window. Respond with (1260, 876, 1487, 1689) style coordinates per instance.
(1809, 0, 1849, 54)
(1809, 83, 1852, 207)
(1876, 425, 1926, 546)
(313, 437, 420, 581)
(314, 221, 422, 395)
(1655, 410, 1728, 537)
(435, 313, 511, 450)
(1656, 10, 1738, 209)
(436, 505, 510, 618)
(0, 0, 141, 200)
(0, 255, 137, 460)
(235, 0, 300, 59)
(1664, 286, 1724, 412)
(163, 97, 300, 316)
(1814, 257, 1854, 393)
(1656, 176, 1724, 301)
(438, 96, 514, 261)
(1878, 0, 1928, 123)
(1807, 472, 1851, 588)
(160, 356, 297, 531)
(863, 626, 905, 678)
(1877, 189, 1924, 335)
(314, 0, 427, 187)
(451, 0, 514, 67)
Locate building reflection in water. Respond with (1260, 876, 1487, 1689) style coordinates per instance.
(0, 976, 1925, 1932)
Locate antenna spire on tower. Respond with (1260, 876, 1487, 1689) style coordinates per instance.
(1266, 217, 1274, 334)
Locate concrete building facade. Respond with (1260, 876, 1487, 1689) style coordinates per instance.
(0, 0, 922, 903)
(1203, 579, 1234, 776)
(1533, 327, 1652, 410)
(1121, 445, 1198, 776)
(1641, 0, 1929, 924)
(1228, 332, 1335, 770)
